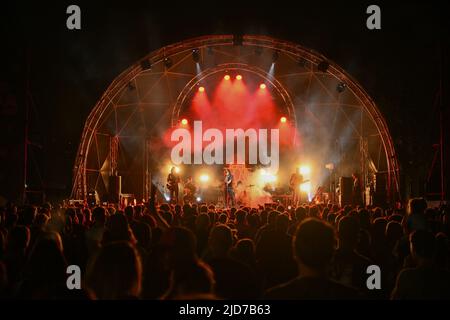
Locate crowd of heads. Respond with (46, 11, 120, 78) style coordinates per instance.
(0, 197, 449, 299)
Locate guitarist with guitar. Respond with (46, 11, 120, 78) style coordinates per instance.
(167, 166, 181, 204)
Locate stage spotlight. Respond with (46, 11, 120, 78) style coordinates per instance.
(317, 60, 329, 72)
(266, 175, 277, 183)
(280, 116, 287, 123)
(272, 50, 279, 63)
(224, 75, 231, 81)
(192, 48, 200, 63)
(299, 165, 311, 175)
(163, 57, 173, 69)
(196, 197, 202, 202)
(336, 82, 347, 93)
(259, 83, 266, 90)
(199, 174, 210, 183)
(174, 166, 181, 174)
(140, 59, 152, 71)
(127, 82, 135, 91)
(181, 118, 188, 125)
(198, 86, 205, 92)
(236, 75, 242, 81)
(165, 195, 171, 201)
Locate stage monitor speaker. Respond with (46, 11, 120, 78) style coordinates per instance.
(339, 176, 353, 207)
(108, 175, 122, 203)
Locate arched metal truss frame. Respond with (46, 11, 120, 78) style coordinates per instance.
(71, 35, 400, 203)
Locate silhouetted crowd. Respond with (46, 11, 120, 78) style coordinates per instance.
(0, 198, 450, 300)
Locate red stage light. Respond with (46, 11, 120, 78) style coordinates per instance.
(236, 75, 242, 80)
(224, 75, 230, 81)
(260, 83, 266, 89)
(181, 119, 188, 125)
(280, 116, 287, 123)
(198, 86, 205, 92)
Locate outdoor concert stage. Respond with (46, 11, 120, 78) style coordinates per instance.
(71, 35, 400, 208)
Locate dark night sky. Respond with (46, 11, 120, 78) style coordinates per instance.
(1, 1, 449, 201)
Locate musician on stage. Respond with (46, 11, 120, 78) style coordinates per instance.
(183, 176, 197, 204)
(289, 167, 304, 206)
(224, 168, 236, 207)
(167, 166, 181, 204)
